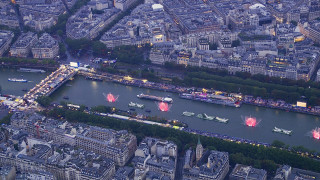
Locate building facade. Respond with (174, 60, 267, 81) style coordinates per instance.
(10, 32, 38, 58)
(31, 33, 59, 59)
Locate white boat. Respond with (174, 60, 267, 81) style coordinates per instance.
(137, 93, 173, 103)
(215, 117, 229, 123)
(272, 127, 292, 135)
(182, 111, 195, 117)
(162, 97, 173, 103)
(128, 102, 145, 108)
(8, 78, 27, 82)
(197, 113, 215, 120)
(18, 68, 46, 73)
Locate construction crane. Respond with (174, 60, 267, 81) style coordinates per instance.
(34, 121, 48, 139)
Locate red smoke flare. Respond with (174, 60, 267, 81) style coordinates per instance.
(107, 93, 116, 102)
(246, 117, 257, 127)
(158, 102, 169, 112)
(312, 128, 320, 140)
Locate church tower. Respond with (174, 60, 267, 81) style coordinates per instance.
(196, 136, 203, 162)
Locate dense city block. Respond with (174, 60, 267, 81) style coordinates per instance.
(0, 0, 320, 179)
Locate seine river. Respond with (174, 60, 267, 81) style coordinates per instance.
(1, 68, 320, 151)
(0, 68, 50, 96)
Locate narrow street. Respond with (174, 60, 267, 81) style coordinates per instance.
(175, 157, 185, 180)
(11, 2, 24, 31)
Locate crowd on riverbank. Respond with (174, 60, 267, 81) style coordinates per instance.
(83, 70, 320, 117)
(243, 96, 320, 115)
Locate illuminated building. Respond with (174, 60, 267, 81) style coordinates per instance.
(31, 33, 59, 59)
(10, 32, 38, 58)
(75, 127, 137, 166)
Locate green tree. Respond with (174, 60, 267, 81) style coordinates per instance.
(79, 105, 86, 112)
(110, 45, 146, 64)
(59, 43, 66, 57)
(92, 41, 108, 56)
(66, 38, 92, 52)
(36, 96, 52, 107)
(57, 29, 64, 37)
(91, 105, 111, 113)
(0, 113, 12, 125)
(271, 140, 285, 148)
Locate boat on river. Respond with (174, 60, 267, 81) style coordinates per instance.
(180, 93, 240, 107)
(18, 68, 45, 73)
(272, 127, 292, 135)
(182, 111, 195, 117)
(197, 113, 215, 120)
(128, 102, 145, 108)
(137, 93, 173, 103)
(8, 78, 27, 82)
(215, 117, 229, 123)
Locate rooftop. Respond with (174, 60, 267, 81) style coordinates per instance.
(11, 32, 37, 49)
(32, 33, 58, 49)
(67, 6, 120, 39)
(230, 164, 267, 180)
(0, 30, 14, 49)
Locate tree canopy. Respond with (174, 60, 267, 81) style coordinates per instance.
(110, 45, 150, 64)
(36, 96, 52, 107)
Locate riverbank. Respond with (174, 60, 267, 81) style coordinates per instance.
(80, 70, 320, 117)
(43, 107, 320, 174)
(0, 63, 58, 70)
(0, 57, 59, 70)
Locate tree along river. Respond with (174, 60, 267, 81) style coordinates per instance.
(1, 68, 320, 151)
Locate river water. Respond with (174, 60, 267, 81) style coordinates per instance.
(0, 68, 50, 96)
(1, 68, 320, 151)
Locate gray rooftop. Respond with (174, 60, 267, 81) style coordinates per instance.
(32, 33, 57, 49)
